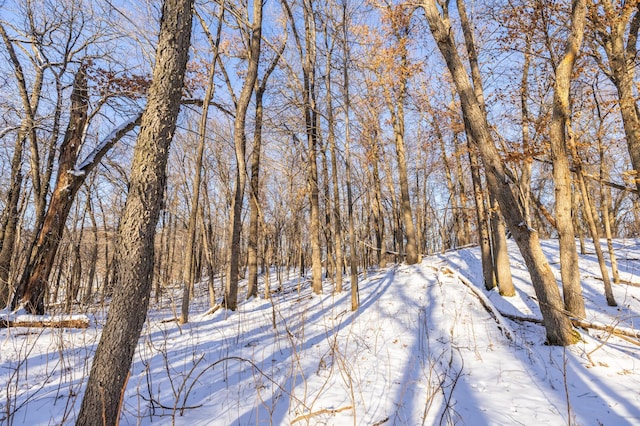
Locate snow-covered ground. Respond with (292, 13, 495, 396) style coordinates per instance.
(1, 239, 639, 425)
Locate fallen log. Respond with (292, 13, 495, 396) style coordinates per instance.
(0, 315, 90, 329)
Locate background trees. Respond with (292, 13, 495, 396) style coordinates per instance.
(0, 0, 639, 354)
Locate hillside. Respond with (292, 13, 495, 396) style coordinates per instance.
(1, 239, 639, 425)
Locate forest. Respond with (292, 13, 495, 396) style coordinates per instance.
(1, 0, 639, 424)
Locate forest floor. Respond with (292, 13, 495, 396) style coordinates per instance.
(1, 239, 640, 425)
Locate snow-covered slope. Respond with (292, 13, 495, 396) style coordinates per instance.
(1, 239, 639, 425)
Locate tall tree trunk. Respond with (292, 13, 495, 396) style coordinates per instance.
(179, 7, 224, 323)
(433, 99, 459, 248)
(10, 66, 141, 314)
(84, 195, 99, 304)
(370, 136, 385, 267)
(246, 88, 265, 300)
(342, 4, 358, 308)
(422, 0, 578, 345)
(385, 93, 418, 265)
(453, 133, 472, 245)
(547, 0, 587, 317)
(466, 140, 495, 290)
(77, 1, 193, 423)
(0, 25, 45, 308)
(11, 68, 89, 314)
(325, 37, 344, 292)
(0, 138, 23, 308)
(248, 43, 282, 298)
(225, 0, 263, 309)
(570, 139, 617, 306)
(457, 0, 512, 295)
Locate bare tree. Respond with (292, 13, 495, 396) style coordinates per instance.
(224, 0, 263, 310)
(589, 1, 640, 193)
(77, 0, 194, 423)
(421, 0, 578, 345)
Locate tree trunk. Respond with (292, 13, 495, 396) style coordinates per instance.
(467, 140, 495, 291)
(597, 117, 620, 284)
(246, 88, 264, 300)
(570, 141, 617, 306)
(11, 67, 88, 314)
(0, 136, 22, 308)
(77, 1, 193, 424)
(342, 6, 358, 308)
(325, 38, 344, 292)
(546, 0, 586, 317)
(453, 134, 472, 245)
(387, 94, 418, 265)
(422, 0, 578, 345)
(457, 0, 511, 295)
(247, 44, 281, 297)
(489, 196, 516, 296)
(225, 0, 263, 309)
(179, 7, 223, 323)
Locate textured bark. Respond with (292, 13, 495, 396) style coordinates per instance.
(384, 77, 418, 264)
(76, 1, 193, 424)
(342, 7, 358, 308)
(422, 0, 578, 345)
(0, 138, 22, 307)
(453, 135, 472, 245)
(246, 88, 265, 300)
(0, 24, 45, 308)
(570, 143, 617, 306)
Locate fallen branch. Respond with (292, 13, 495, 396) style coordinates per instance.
(590, 275, 640, 288)
(0, 315, 89, 328)
(441, 266, 515, 341)
(201, 304, 221, 317)
(570, 318, 640, 341)
(291, 405, 353, 424)
(442, 266, 640, 344)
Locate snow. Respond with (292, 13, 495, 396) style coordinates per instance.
(75, 113, 142, 172)
(1, 239, 639, 425)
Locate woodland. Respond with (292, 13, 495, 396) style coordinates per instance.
(0, 0, 640, 424)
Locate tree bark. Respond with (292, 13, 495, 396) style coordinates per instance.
(546, 0, 587, 317)
(76, 1, 193, 424)
(466, 140, 495, 291)
(247, 42, 283, 299)
(456, 0, 513, 296)
(342, 4, 358, 308)
(225, 0, 263, 309)
(325, 34, 344, 292)
(489, 196, 516, 296)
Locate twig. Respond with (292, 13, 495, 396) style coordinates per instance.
(291, 405, 353, 424)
